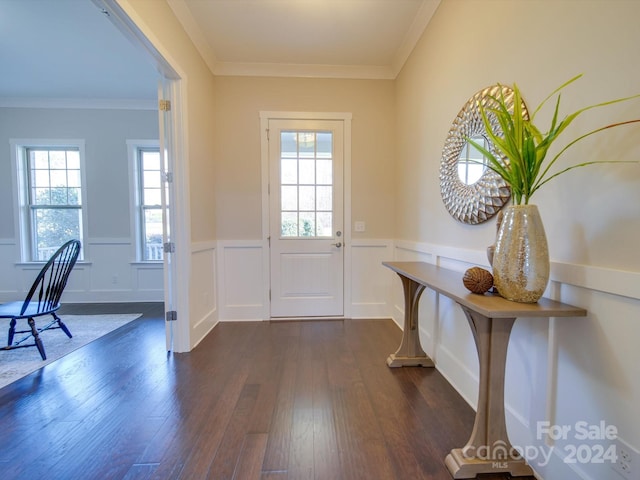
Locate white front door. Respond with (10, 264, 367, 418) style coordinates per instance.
(268, 119, 344, 318)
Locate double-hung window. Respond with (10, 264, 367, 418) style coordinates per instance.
(12, 141, 86, 262)
(128, 141, 163, 262)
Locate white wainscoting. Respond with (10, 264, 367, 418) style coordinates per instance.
(389, 239, 640, 480)
(190, 241, 218, 346)
(215, 238, 396, 322)
(389, 240, 640, 407)
(0, 238, 163, 303)
(350, 239, 394, 318)
(216, 240, 268, 321)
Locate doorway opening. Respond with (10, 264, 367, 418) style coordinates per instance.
(96, 0, 190, 351)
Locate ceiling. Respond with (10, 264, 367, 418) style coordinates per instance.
(0, 0, 440, 104)
(0, 0, 159, 105)
(169, 0, 441, 79)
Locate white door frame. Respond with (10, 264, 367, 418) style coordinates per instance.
(94, 0, 191, 352)
(260, 111, 353, 319)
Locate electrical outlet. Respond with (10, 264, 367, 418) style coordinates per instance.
(612, 437, 640, 479)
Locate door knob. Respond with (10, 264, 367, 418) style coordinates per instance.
(331, 242, 342, 248)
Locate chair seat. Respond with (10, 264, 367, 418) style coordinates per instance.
(0, 301, 61, 319)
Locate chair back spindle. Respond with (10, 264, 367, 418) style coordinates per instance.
(20, 240, 81, 316)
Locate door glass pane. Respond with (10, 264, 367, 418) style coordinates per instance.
(281, 132, 298, 158)
(316, 186, 332, 211)
(299, 159, 315, 184)
(281, 212, 298, 236)
(299, 186, 315, 211)
(298, 132, 315, 158)
(279, 130, 333, 238)
(281, 186, 297, 210)
(281, 159, 297, 184)
(316, 132, 332, 158)
(317, 212, 332, 237)
(316, 160, 332, 184)
(299, 211, 315, 236)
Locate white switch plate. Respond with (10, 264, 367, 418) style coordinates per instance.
(354, 221, 365, 232)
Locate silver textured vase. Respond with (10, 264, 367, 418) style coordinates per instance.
(492, 205, 549, 303)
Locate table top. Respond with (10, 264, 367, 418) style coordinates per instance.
(383, 261, 587, 319)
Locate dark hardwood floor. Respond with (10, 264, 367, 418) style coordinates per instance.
(0, 303, 534, 480)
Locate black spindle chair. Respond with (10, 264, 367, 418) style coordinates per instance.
(0, 240, 81, 360)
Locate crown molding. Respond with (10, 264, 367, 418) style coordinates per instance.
(167, 0, 219, 75)
(0, 97, 157, 110)
(213, 61, 395, 80)
(169, 0, 441, 80)
(392, 0, 441, 76)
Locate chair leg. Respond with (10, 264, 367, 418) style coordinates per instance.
(8, 318, 16, 346)
(28, 317, 47, 360)
(53, 313, 73, 338)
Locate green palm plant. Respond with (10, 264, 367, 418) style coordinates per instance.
(469, 75, 640, 205)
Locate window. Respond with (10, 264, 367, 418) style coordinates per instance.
(279, 130, 333, 237)
(129, 141, 163, 262)
(12, 141, 86, 262)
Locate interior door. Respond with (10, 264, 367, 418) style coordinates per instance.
(158, 80, 177, 350)
(269, 119, 344, 318)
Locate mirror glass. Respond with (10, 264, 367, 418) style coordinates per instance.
(457, 136, 488, 185)
(439, 84, 527, 225)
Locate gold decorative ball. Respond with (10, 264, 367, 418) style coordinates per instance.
(462, 267, 494, 294)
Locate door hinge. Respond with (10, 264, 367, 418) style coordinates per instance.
(163, 242, 175, 253)
(159, 99, 171, 111)
(166, 310, 178, 321)
(269, 289, 271, 301)
(266, 128, 270, 141)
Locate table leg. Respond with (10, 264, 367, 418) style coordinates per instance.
(386, 274, 434, 368)
(445, 307, 533, 478)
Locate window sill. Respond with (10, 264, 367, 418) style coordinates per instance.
(16, 260, 92, 268)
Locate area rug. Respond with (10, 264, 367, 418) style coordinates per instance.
(0, 313, 141, 390)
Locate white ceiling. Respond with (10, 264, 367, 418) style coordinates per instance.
(0, 0, 159, 104)
(0, 0, 440, 104)
(169, 0, 441, 79)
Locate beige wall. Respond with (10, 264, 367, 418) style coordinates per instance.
(121, 0, 217, 243)
(395, 1, 640, 477)
(119, 0, 220, 349)
(108, 1, 640, 474)
(396, 0, 640, 271)
(211, 76, 396, 240)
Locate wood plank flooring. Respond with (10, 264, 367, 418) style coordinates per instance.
(0, 303, 534, 480)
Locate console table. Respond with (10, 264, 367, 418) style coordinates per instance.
(383, 261, 587, 479)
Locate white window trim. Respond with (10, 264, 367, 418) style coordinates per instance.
(127, 139, 161, 263)
(10, 138, 88, 263)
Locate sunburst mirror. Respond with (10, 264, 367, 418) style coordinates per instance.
(439, 85, 527, 224)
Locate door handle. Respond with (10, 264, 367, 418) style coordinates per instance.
(331, 242, 342, 248)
